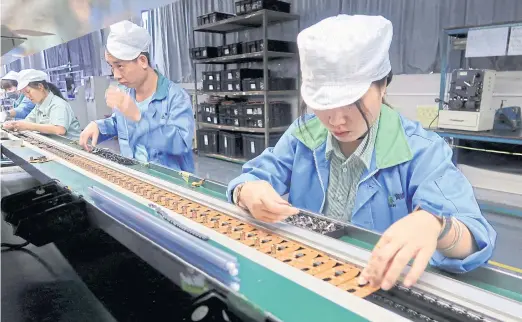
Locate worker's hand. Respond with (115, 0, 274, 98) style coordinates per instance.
(3, 120, 32, 131)
(2, 120, 16, 130)
(79, 121, 100, 152)
(359, 210, 441, 290)
(105, 86, 141, 122)
(238, 181, 299, 223)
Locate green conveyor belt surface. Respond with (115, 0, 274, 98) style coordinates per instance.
(7, 145, 368, 322)
(9, 140, 522, 307)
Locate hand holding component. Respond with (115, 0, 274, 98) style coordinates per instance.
(238, 181, 299, 223)
(105, 86, 141, 122)
(359, 210, 441, 291)
(2, 120, 33, 131)
(79, 121, 100, 152)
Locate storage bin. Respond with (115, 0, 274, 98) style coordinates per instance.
(242, 78, 265, 91)
(222, 68, 264, 81)
(190, 47, 220, 59)
(218, 116, 243, 127)
(242, 40, 297, 53)
(242, 101, 292, 128)
(235, 0, 252, 15)
(242, 133, 282, 160)
(197, 12, 235, 26)
(197, 129, 220, 154)
(251, 0, 290, 13)
(203, 80, 221, 92)
(220, 131, 243, 157)
(222, 80, 242, 92)
(202, 71, 221, 82)
(221, 43, 243, 56)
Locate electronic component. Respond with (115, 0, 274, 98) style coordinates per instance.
(439, 69, 496, 131)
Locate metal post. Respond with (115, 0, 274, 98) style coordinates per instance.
(192, 29, 199, 152)
(262, 11, 269, 148)
(296, 16, 301, 119)
(438, 30, 449, 110)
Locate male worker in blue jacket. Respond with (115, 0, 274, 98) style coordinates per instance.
(79, 20, 195, 172)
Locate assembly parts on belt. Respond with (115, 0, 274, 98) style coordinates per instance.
(4, 130, 520, 322)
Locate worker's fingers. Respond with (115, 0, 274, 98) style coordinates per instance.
(261, 197, 299, 217)
(363, 240, 404, 287)
(404, 247, 432, 287)
(91, 129, 99, 147)
(79, 131, 91, 151)
(381, 245, 419, 290)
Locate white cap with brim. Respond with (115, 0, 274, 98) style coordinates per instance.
(16, 69, 49, 91)
(1, 71, 19, 81)
(297, 15, 393, 110)
(106, 20, 151, 61)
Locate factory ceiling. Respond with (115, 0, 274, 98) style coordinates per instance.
(0, 0, 179, 65)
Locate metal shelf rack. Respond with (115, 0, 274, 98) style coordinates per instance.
(191, 9, 300, 160)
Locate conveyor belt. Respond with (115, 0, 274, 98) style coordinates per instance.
(5, 131, 514, 322)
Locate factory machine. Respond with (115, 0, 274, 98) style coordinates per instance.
(438, 69, 497, 131)
(1, 130, 522, 322)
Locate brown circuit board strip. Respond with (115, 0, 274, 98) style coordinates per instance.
(18, 134, 379, 298)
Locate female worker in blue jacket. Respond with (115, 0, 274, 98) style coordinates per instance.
(1, 71, 35, 119)
(79, 21, 194, 172)
(228, 15, 496, 291)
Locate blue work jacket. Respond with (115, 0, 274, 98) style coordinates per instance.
(14, 94, 35, 119)
(228, 105, 496, 274)
(95, 72, 195, 172)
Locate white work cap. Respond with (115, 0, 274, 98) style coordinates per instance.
(297, 15, 393, 110)
(17, 69, 49, 91)
(1, 71, 19, 81)
(106, 20, 151, 61)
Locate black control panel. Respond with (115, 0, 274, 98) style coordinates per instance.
(448, 69, 486, 112)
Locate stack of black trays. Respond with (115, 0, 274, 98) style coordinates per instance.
(222, 68, 264, 92)
(202, 71, 222, 92)
(197, 12, 235, 26)
(190, 47, 220, 59)
(235, 0, 291, 15)
(242, 101, 291, 128)
(199, 102, 220, 125)
(242, 40, 297, 53)
(242, 77, 295, 91)
(221, 43, 243, 56)
(218, 102, 244, 127)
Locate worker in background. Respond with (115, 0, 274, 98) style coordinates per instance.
(79, 20, 195, 172)
(1, 71, 36, 119)
(2, 69, 81, 139)
(228, 15, 496, 291)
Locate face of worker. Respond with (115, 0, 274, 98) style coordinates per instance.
(313, 83, 385, 142)
(105, 51, 148, 88)
(22, 84, 47, 104)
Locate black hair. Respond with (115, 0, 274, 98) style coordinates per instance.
(298, 70, 393, 153)
(135, 52, 152, 67)
(1, 79, 18, 90)
(27, 81, 66, 100)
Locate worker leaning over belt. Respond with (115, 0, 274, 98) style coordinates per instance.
(228, 15, 496, 290)
(79, 20, 195, 172)
(2, 69, 81, 139)
(1, 71, 36, 120)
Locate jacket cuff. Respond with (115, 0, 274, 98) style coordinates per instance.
(95, 119, 111, 136)
(226, 173, 262, 203)
(431, 216, 494, 273)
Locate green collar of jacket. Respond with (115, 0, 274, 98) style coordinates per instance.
(292, 104, 413, 169)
